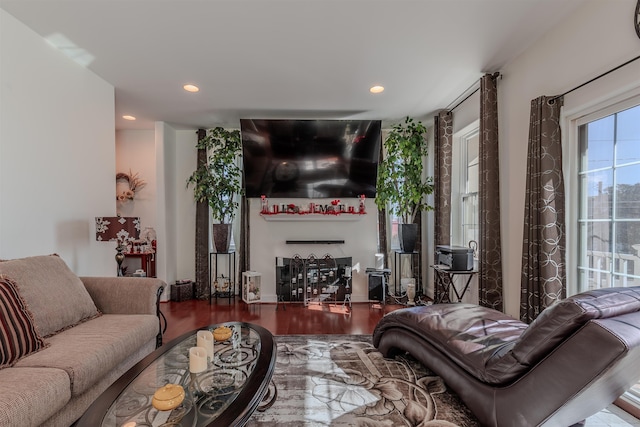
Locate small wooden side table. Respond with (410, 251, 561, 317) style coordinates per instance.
(124, 250, 156, 278)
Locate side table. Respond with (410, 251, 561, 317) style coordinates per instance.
(123, 250, 156, 277)
(431, 264, 478, 303)
(210, 251, 236, 304)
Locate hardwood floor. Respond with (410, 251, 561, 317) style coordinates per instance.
(160, 298, 404, 342)
(159, 298, 640, 425)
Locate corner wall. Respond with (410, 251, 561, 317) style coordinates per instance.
(0, 9, 116, 275)
(498, 0, 640, 317)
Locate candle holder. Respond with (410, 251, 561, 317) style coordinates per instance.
(197, 330, 214, 363)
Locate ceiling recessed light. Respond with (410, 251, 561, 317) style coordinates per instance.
(370, 85, 385, 94)
(183, 84, 200, 93)
(122, 115, 136, 121)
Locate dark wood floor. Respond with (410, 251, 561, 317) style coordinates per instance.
(160, 298, 404, 342)
(159, 298, 640, 422)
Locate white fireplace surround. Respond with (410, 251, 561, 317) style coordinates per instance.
(249, 197, 379, 303)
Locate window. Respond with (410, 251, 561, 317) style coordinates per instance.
(452, 126, 480, 249)
(568, 88, 640, 416)
(577, 103, 640, 293)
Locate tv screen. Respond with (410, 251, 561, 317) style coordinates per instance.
(240, 119, 381, 198)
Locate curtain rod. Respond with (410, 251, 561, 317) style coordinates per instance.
(445, 80, 480, 112)
(446, 72, 500, 112)
(449, 87, 480, 112)
(552, 54, 640, 101)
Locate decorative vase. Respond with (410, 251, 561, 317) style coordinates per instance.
(406, 283, 416, 306)
(141, 227, 157, 251)
(398, 223, 418, 253)
(212, 223, 232, 253)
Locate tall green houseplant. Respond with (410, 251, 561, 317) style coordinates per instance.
(187, 127, 243, 252)
(375, 117, 434, 251)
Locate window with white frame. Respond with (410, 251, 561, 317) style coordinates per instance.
(576, 102, 640, 294)
(452, 126, 480, 250)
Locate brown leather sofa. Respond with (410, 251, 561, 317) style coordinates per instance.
(372, 287, 640, 426)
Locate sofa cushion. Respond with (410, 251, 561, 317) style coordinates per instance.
(0, 255, 100, 337)
(0, 276, 47, 368)
(372, 304, 528, 384)
(0, 366, 71, 427)
(15, 313, 159, 396)
(510, 286, 640, 367)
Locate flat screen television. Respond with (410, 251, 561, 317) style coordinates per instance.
(240, 119, 381, 198)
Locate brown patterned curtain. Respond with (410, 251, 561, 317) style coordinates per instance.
(195, 129, 210, 299)
(478, 73, 503, 311)
(377, 135, 388, 268)
(520, 96, 566, 323)
(237, 180, 250, 285)
(434, 110, 453, 247)
(412, 202, 422, 294)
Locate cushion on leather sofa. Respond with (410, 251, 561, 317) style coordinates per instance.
(0, 255, 100, 337)
(373, 304, 528, 383)
(484, 287, 640, 383)
(510, 286, 640, 367)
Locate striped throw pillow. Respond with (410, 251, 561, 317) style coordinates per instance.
(0, 276, 46, 368)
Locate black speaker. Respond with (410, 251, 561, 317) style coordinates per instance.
(368, 275, 384, 301)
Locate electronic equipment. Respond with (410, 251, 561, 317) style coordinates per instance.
(435, 245, 474, 271)
(366, 268, 390, 302)
(240, 119, 381, 198)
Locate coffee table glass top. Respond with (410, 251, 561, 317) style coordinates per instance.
(88, 322, 275, 427)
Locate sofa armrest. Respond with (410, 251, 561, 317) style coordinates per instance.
(80, 276, 165, 315)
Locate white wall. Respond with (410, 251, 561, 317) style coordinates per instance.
(249, 197, 380, 302)
(115, 130, 156, 223)
(0, 9, 115, 275)
(116, 126, 196, 300)
(452, 91, 480, 134)
(115, 129, 159, 279)
(155, 122, 178, 300)
(175, 130, 198, 281)
(498, 0, 640, 317)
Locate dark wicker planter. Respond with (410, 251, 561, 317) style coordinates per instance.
(212, 223, 232, 253)
(398, 223, 418, 253)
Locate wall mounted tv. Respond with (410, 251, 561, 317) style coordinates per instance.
(240, 119, 381, 199)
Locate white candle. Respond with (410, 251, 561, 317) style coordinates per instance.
(189, 347, 207, 373)
(197, 330, 214, 362)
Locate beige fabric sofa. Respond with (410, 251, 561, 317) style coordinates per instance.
(0, 254, 165, 427)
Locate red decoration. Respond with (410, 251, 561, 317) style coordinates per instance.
(258, 198, 366, 217)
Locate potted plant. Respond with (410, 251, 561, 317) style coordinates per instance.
(375, 116, 434, 252)
(187, 126, 243, 252)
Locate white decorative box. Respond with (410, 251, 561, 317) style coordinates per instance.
(242, 271, 261, 304)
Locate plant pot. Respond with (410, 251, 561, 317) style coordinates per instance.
(212, 223, 232, 253)
(398, 223, 418, 253)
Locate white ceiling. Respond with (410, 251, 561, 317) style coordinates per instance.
(1, 0, 587, 130)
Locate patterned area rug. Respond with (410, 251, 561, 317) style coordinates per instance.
(247, 335, 480, 426)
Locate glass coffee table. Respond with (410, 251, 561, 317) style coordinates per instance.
(77, 322, 276, 427)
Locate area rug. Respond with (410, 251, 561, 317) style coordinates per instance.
(247, 335, 479, 426)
